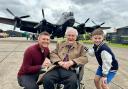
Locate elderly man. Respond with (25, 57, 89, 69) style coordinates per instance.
(42, 27, 88, 89)
(17, 32, 51, 89)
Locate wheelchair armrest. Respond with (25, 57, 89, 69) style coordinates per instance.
(74, 65, 82, 75)
(39, 67, 47, 74)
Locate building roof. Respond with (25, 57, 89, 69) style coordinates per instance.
(117, 26, 128, 30)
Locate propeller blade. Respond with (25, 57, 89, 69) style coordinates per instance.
(91, 20, 97, 25)
(20, 15, 30, 18)
(42, 9, 45, 19)
(75, 21, 80, 24)
(85, 18, 90, 24)
(34, 22, 42, 29)
(6, 8, 15, 17)
(100, 22, 105, 26)
(13, 21, 17, 30)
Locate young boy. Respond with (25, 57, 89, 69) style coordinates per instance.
(87, 29, 119, 89)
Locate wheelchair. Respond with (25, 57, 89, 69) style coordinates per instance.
(54, 65, 85, 89)
(19, 65, 85, 89)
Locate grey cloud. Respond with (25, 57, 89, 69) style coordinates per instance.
(104, 0, 128, 12)
(71, 0, 101, 5)
(0, 0, 128, 29)
(0, 0, 28, 18)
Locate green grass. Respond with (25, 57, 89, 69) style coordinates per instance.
(79, 40, 93, 44)
(56, 38, 128, 48)
(108, 42, 128, 48)
(79, 40, 128, 48)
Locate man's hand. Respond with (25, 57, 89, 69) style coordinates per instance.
(39, 58, 51, 74)
(58, 61, 64, 66)
(42, 58, 51, 68)
(61, 61, 74, 70)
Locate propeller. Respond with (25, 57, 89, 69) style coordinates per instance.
(75, 18, 90, 27)
(42, 9, 45, 19)
(34, 9, 47, 30)
(91, 20, 106, 29)
(91, 20, 97, 25)
(75, 21, 81, 24)
(91, 20, 110, 30)
(6, 8, 30, 30)
(85, 18, 90, 24)
(6, 8, 15, 17)
(75, 18, 90, 34)
(79, 18, 90, 27)
(91, 20, 105, 27)
(75, 18, 90, 25)
(100, 22, 105, 26)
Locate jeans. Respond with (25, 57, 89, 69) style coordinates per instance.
(17, 74, 39, 89)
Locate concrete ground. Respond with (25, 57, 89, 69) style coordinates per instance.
(0, 37, 127, 89)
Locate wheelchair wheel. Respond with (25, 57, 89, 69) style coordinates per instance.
(54, 84, 64, 89)
(80, 83, 85, 89)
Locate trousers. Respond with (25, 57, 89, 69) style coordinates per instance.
(17, 74, 39, 89)
(42, 67, 78, 89)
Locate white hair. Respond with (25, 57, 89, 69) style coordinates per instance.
(65, 27, 78, 36)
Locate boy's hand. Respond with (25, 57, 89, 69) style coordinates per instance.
(101, 77, 107, 85)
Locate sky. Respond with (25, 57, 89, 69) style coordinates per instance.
(0, 0, 128, 32)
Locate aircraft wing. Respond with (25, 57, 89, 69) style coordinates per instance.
(99, 27, 111, 29)
(0, 17, 57, 33)
(0, 17, 39, 33)
(20, 20, 38, 33)
(0, 17, 15, 25)
(82, 26, 111, 33)
(21, 20, 56, 33)
(84, 27, 95, 33)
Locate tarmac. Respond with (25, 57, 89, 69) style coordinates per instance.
(0, 37, 128, 89)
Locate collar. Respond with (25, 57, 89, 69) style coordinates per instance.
(94, 41, 105, 51)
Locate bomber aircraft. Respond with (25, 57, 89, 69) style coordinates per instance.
(0, 8, 111, 39)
